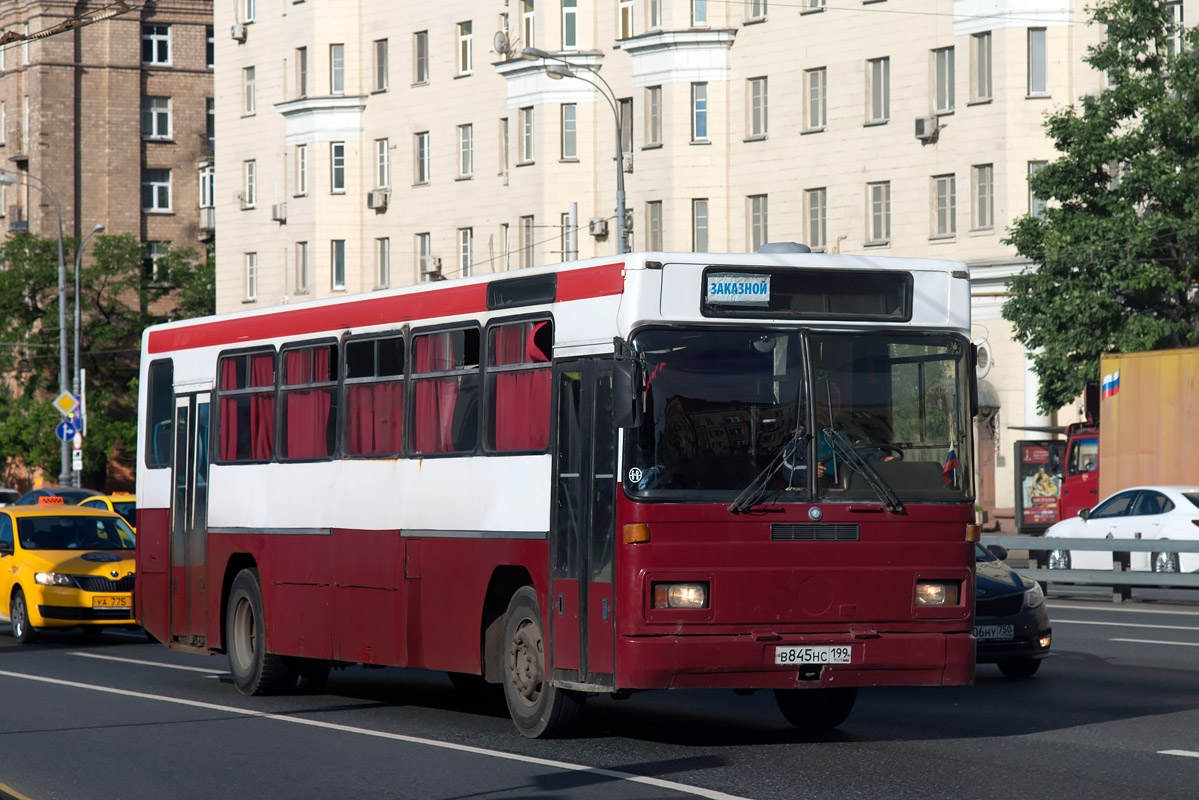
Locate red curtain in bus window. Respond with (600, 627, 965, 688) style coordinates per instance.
(220, 358, 239, 460)
(494, 322, 551, 451)
(413, 334, 457, 453)
(346, 381, 403, 455)
(285, 348, 331, 458)
(249, 353, 275, 460)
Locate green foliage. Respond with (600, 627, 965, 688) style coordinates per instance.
(0, 233, 214, 486)
(1002, 0, 1199, 412)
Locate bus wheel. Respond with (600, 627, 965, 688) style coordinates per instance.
(10, 588, 39, 644)
(501, 586, 583, 738)
(226, 568, 296, 696)
(774, 687, 858, 731)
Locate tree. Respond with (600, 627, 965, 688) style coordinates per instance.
(1002, 0, 1199, 412)
(0, 233, 214, 487)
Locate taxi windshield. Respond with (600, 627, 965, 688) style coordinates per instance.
(17, 515, 136, 550)
(111, 502, 137, 527)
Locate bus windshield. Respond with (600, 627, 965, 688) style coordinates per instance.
(625, 329, 973, 503)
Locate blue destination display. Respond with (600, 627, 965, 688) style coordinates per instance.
(705, 274, 771, 304)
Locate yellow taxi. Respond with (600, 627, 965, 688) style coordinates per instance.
(79, 492, 137, 531)
(0, 502, 136, 643)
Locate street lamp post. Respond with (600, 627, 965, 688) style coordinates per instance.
(0, 171, 71, 485)
(522, 47, 628, 255)
(73, 223, 105, 487)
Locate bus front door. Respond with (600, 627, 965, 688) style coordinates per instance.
(169, 392, 210, 648)
(551, 360, 617, 689)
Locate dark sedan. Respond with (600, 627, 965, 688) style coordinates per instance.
(974, 543, 1052, 678)
(15, 488, 101, 506)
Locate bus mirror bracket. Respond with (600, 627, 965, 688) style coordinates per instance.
(969, 343, 979, 418)
(613, 339, 643, 429)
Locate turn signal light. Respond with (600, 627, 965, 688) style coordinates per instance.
(915, 580, 961, 606)
(966, 523, 980, 542)
(623, 523, 650, 544)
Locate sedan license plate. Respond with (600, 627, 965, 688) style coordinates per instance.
(973, 624, 1014, 642)
(774, 645, 852, 666)
(92, 596, 130, 608)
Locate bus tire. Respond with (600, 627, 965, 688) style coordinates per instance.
(10, 588, 39, 644)
(774, 687, 857, 731)
(501, 586, 583, 738)
(226, 568, 296, 696)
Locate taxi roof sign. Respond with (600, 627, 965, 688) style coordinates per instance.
(53, 392, 78, 417)
(37, 496, 65, 505)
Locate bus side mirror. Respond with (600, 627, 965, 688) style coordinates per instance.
(612, 361, 642, 429)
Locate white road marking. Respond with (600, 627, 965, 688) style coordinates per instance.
(1050, 602, 1199, 617)
(69, 652, 227, 674)
(1111, 638, 1199, 647)
(1159, 750, 1199, 758)
(1053, 619, 1199, 632)
(0, 668, 750, 800)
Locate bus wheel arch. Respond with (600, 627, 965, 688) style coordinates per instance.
(225, 566, 297, 696)
(501, 585, 584, 738)
(218, 553, 258, 653)
(481, 566, 534, 684)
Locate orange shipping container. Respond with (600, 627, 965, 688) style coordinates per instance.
(1098, 347, 1199, 498)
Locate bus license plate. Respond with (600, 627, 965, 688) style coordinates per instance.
(973, 624, 1013, 641)
(92, 596, 130, 608)
(774, 645, 852, 665)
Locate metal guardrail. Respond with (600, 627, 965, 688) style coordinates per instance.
(979, 535, 1199, 601)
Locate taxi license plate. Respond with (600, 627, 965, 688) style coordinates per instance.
(973, 624, 1014, 641)
(774, 645, 852, 666)
(92, 596, 130, 608)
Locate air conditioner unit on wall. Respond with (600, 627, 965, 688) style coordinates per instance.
(419, 256, 442, 276)
(271, 202, 286, 222)
(915, 115, 939, 142)
(367, 189, 389, 210)
(231, 24, 247, 42)
(588, 218, 608, 236)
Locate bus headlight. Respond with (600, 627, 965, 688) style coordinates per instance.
(652, 582, 708, 609)
(35, 572, 72, 586)
(915, 580, 960, 606)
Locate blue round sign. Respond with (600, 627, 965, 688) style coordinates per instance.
(55, 421, 77, 441)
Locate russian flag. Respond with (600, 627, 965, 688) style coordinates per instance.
(1101, 370, 1120, 399)
(943, 447, 958, 486)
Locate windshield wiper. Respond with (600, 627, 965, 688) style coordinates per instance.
(728, 427, 808, 514)
(822, 427, 905, 514)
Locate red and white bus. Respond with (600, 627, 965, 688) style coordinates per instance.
(136, 245, 979, 737)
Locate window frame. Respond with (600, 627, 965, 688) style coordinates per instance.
(415, 131, 430, 184)
(142, 24, 171, 66)
(330, 43, 345, 94)
(142, 96, 171, 140)
(747, 76, 768, 138)
(483, 316, 554, 454)
(867, 56, 890, 123)
(376, 138, 390, 188)
(931, 173, 956, 238)
(971, 31, 992, 102)
(277, 339, 340, 463)
(414, 31, 429, 84)
(934, 46, 955, 114)
(560, 104, 577, 160)
(972, 163, 994, 230)
(330, 141, 346, 193)
(867, 181, 891, 244)
(1027, 28, 1047, 95)
(691, 82, 708, 141)
(215, 347, 278, 464)
(342, 331, 406, 459)
(373, 38, 389, 92)
(806, 187, 827, 251)
(646, 86, 662, 145)
(459, 124, 474, 177)
(457, 21, 473, 76)
(331, 239, 347, 292)
(142, 168, 172, 212)
(805, 67, 826, 131)
(408, 323, 483, 457)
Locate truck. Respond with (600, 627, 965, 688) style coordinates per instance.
(1058, 381, 1100, 521)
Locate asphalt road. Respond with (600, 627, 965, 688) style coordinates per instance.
(2, 590, 1199, 800)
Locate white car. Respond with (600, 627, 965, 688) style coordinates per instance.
(1044, 485, 1199, 573)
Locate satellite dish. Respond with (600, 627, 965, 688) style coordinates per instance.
(974, 338, 992, 379)
(493, 31, 510, 57)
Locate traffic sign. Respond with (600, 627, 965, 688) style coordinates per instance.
(72, 450, 83, 471)
(56, 420, 77, 441)
(53, 392, 78, 417)
(73, 432, 82, 450)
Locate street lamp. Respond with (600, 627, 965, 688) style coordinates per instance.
(73, 223, 104, 487)
(0, 171, 70, 485)
(522, 47, 629, 254)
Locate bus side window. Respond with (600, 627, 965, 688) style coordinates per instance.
(145, 359, 174, 468)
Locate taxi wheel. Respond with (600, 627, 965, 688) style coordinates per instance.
(10, 588, 39, 644)
(997, 658, 1041, 679)
(774, 687, 858, 731)
(225, 568, 296, 696)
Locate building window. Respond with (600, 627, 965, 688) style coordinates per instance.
(144, 241, 169, 282)
(560, 212, 573, 260)
(932, 174, 956, 238)
(376, 138, 390, 188)
(647, 201, 663, 250)
(519, 216, 534, 268)
(142, 25, 170, 66)
(459, 227, 474, 277)
(142, 168, 171, 212)
(748, 0, 767, 20)
(343, 334, 405, 457)
(296, 47, 308, 98)
(973, 164, 994, 230)
(748, 77, 768, 137)
(1167, 2, 1184, 57)
(868, 181, 890, 244)
(414, 31, 429, 84)
(499, 117, 510, 173)
(459, 124, 474, 176)
(620, 0, 634, 39)
(563, 0, 578, 49)
(1029, 160, 1047, 218)
(199, 163, 215, 208)
(646, 86, 662, 145)
(243, 66, 256, 115)
(1028, 28, 1047, 95)
(142, 96, 171, 139)
(0, 102, 5, 146)
(296, 144, 308, 195)
(805, 68, 826, 130)
(522, 0, 535, 49)
(649, 0, 662, 28)
(458, 21, 473, 75)
(206, 26, 214, 69)
(867, 57, 890, 122)
(934, 47, 955, 113)
(296, 241, 309, 293)
(376, 237, 391, 288)
(972, 31, 992, 102)
(330, 142, 346, 193)
(374, 39, 389, 91)
(748, 194, 768, 251)
(331, 240, 346, 290)
(692, 199, 708, 251)
(279, 342, 338, 461)
(692, 82, 708, 141)
(619, 97, 633, 153)
(806, 0, 826, 7)
(245, 253, 257, 301)
(243, 0, 256, 23)
(561, 105, 576, 159)
(417, 232, 433, 281)
(207, 98, 214, 145)
(330, 44, 345, 94)
(520, 106, 534, 162)
(806, 188, 826, 251)
(692, 0, 707, 26)
(243, 160, 257, 208)
(415, 132, 430, 183)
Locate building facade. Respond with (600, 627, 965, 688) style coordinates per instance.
(0, 1, 214, 270)
(214, 0, 1186, 514)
